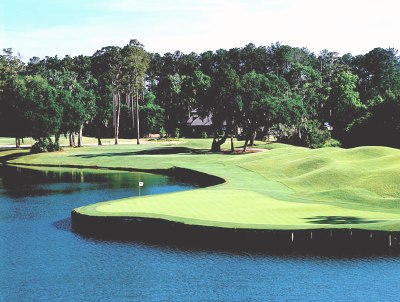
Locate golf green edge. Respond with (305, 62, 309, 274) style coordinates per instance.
(2, 138, 400, 232)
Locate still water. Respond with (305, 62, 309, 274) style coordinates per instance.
(1, 165, 400, 302)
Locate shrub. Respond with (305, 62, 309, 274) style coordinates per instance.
(323, 139, 342, 148)
(159, 127, 166, 139)
(30, 140, 48, 154)
(47, 141, 62, 152)
(278, 120, 332, 149)
(31, 139, 62, 153)
(306, 121, 331, 149)
(174, 128, 180, 138)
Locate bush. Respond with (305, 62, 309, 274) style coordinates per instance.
(30, 140, 48, 154)
(306, 121, 331, 149)
(323, 139, 342, 148)
(31, 139, 62, 153)
(159, 127, 166, 138)
(174, 128, 180, 138)
(47, 141, 62, 152)
(278, 120, 332, 149)
(201, 131, 208, 139)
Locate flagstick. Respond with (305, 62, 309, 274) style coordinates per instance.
(138, 178, 144, 198)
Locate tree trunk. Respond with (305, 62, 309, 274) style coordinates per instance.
(249, 131, 256, 146)
(211, 131, 228, 152)
(69, 132, 75, 147)
(136, 92, 140, 145)
(55, 133, 60, 146)
(211, 139, 221, 152)
(230, 135, 234, 153)
(243, 137, 249, 152)
(15, 138, 20, 148)
(77, 125, 83, 147)
(131, 93, 135, 135)
(97, 128, 102, 146)
(115, 93, 121, 145)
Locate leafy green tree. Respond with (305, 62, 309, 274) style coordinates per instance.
(285, 62, 326, 119)
(147, 53, 162, 90)
(155, 73, 182, 135)
(240, 72, 288, 150)
(318, 50, 340, 84)
(26, 54, 97, 146)
(3, 42, 400, 150)
(200, 66, 240, 152)
(1, 78, 30, 144)
(350, 48, 400, 147)
(267, 43, 317, 77)
(121, 39, 149, 144)
(0, 48, 25, 146)
(92, 46, 124, 144)
(12, 75, 62, 148)
(140, 91, 165, 135)
(353, 48, 400, 103)
(0, 48, 24, 88)
(176, 52, 200, 75)
(327, 70, 364, 140)
(298, 119, 331, 149)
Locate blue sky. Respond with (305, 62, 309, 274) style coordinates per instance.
(1, 0, 399, 61)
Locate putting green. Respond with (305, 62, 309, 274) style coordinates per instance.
(3, 139, 400, 231)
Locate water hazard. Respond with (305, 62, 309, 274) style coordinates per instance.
(1, 165, 400, 301)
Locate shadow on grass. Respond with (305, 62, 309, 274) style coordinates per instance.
(72, 147, 210, 158)
(0, 149, 30, 163)
(306, 216, 383, 225)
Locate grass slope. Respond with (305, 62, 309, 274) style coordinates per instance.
(3, 138, 400, 231)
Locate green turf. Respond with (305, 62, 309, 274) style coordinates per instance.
(0, 136, 139, 146)
(2, 138, 400, 231)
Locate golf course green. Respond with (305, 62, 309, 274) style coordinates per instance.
(2, 139, 400, 231)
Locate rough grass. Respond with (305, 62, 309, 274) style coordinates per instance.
(2, 138, 400, 231)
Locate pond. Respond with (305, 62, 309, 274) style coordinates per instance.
(1, 165, 400, 301)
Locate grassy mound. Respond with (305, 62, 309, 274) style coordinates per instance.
(3, 138, 400, 231)
(239, 145, 400, 209)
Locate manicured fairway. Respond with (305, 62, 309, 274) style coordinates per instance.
(3, 139, 400, 231)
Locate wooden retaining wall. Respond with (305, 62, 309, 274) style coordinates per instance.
(71, 211, 400, 254)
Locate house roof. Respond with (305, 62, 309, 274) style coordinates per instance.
(187, 114, 213, 127)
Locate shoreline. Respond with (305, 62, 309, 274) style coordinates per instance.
(5, 162, 225, 187)
(71, 210, 400, 254)
(3, 141, 400, 237)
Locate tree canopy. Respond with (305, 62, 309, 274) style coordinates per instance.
(1, 42, 400, 152)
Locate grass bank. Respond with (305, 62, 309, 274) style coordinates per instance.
(2, 138, 400, 231)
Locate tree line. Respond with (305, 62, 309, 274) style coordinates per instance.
(1, 40, 399, 152)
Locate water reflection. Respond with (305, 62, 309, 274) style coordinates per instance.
(1, 165, 400, 302)
(0, 165, 196, 199)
